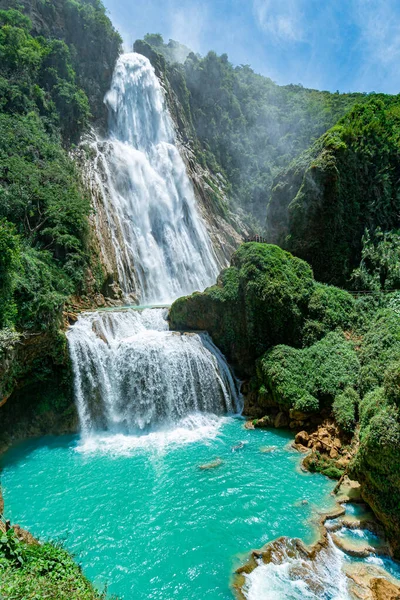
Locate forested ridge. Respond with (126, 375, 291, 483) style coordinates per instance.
(136, 34, 372, 224)
(0, 3, 120, 594)
(0, 0, 121, 332)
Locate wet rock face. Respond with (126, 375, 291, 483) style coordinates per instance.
(0, 331, 77, 454)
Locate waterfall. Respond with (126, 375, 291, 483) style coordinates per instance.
(67, 309, 241, 437)
(88, 52, 220, 303)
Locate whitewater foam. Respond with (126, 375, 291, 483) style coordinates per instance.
(88, 52, 220, 303)
(67, 309, 241, 438)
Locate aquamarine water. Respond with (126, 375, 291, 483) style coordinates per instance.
(0, 418, 337, 599)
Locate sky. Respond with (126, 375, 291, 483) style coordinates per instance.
(102, 0, 400, 94)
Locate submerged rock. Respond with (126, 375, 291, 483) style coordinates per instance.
(198, 458, 223, 470)
(231, 441, 246, 452)
(259, 445, 278, 454)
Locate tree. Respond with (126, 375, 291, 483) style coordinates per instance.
(0, 219, 20, 328)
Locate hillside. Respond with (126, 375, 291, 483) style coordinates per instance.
(135, 34, 371, 225)
(267, 96, 400, 286)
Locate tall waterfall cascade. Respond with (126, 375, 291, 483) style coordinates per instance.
(88, 52, 220, 304)
(70, 53, 240, 441)
(68, 309, 241, 437)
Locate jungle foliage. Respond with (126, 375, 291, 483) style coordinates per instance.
(171, 244, 400, 555)
(0, 2, 120, 330)
(170, 243, 356, 374)
(267, 97, 400, 286)
(0, 532, 110, 600)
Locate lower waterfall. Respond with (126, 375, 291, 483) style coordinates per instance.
(67, 308, 241, 438)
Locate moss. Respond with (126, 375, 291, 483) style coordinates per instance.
(305, 452, 344, 480)
(170, 243, 355, 375)
(267, 97, 400, 285)
(0, 535, 111, 599)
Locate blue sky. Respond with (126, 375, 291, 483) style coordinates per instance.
(102, 0, 400, 94)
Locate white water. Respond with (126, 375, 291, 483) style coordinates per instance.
(67, 309, 241, 440)
(89, 52, 219, 303)
(243, 537, 350, 600)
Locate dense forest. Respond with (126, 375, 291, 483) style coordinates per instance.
(0, 0, 121, 332)
(267, 96, 400, 286)
(0, 2, 120, 594)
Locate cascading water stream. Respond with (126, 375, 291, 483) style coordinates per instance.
(69, 51, 240, 445)
(67, 309, 241, 440)
(88, 52, 220, 303)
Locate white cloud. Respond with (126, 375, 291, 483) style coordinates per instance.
(168, 1, 208, 53)
(351, 0, 400, 91)
(253, 0, 304, 42)
(355, 0, 400, 64)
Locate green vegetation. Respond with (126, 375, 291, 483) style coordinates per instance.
(171, 242, 400, 555)
(135, 34, 368, 224)
(0, 3, 120, 591)
(351, 228, 400, 291)
(332, 388, 359, 433)
(0, 2, 120, 331)
(305, 452, 345, 480)
(267, 97, 400, 286)
(0, 530, 109, 599)
(0, 220, 20, 329)
(170, 243, 355, 374)
(258, 333, 359, 414)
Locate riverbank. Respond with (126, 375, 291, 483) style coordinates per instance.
(235, 478, 400, 599)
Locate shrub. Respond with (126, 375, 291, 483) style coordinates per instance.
(384, 361, 400, 408)
(0, 540, 109, 599)
(332, 387, 359, 433)
(258, 331, 360, 413)
(359, 387, 386, 431)
(170, 244, 356, 375)
(0, 219, 20, 328)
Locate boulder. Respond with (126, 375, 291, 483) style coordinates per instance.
(295, 431, 310, 447)
(370, 577, 400, 599)
(289, 409, 310, 421)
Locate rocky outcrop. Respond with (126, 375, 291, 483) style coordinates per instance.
(234, 482, 400, 600)
(0, 329, 77, 454)
(266, 97, 400, 286)
(0, 0, 122, 128)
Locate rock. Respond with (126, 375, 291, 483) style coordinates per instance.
(332, 533, 373, 558)
(336, 456, 350, 468)
(295, 431, 310, 447)
(289, 409, 310, 421)
(318, 427, 330, 441)
(199, 458, 223, 470)
(274, 412, 289, 428)
(260, 446, 278, 453)
(333, 437, 342, 449)
(370, 577, 400, 600)
(254, 415, 273, 428)
(330, 447, 339, 459)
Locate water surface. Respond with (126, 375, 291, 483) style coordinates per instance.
(1, 418, 336, 599)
